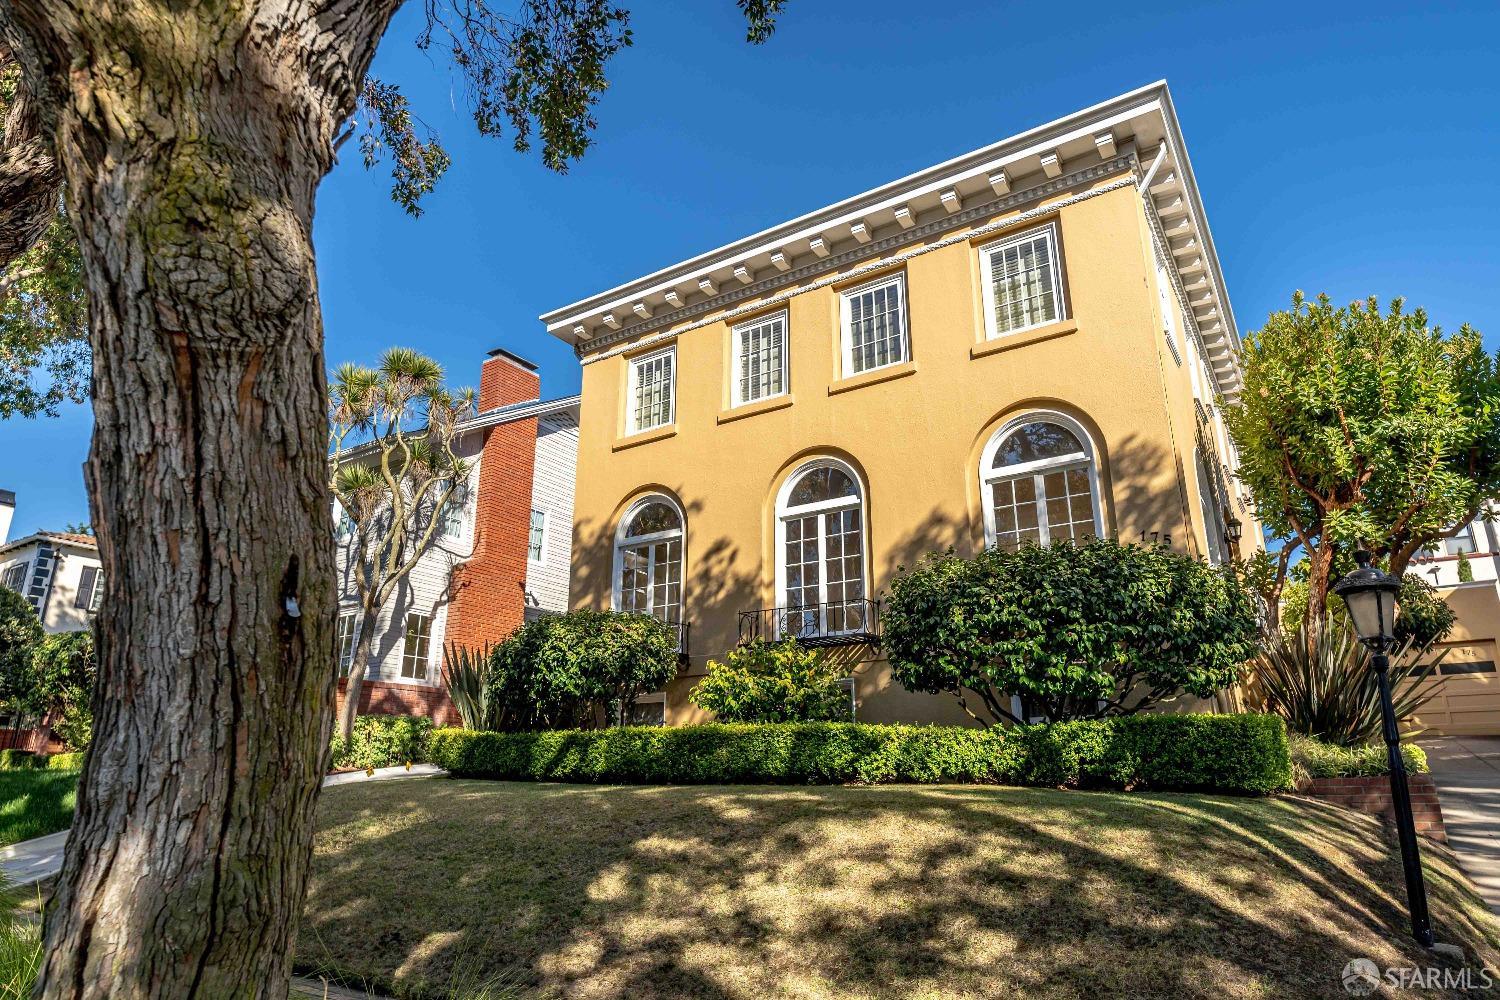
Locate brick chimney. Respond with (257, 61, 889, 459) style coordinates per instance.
(445, 348, 543, 654)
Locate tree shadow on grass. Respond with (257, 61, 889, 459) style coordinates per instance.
(296, 780, 1499, 1000)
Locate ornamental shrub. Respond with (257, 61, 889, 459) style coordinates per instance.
(46, 751, 86, 771)
(0, 750, 43, 771)
(329, 714, 433, 770)
(883, 537, 1261, 724)
(689, 639, 850, 723)
(427, 712, 1291, 794)
(452, 609, 680, 731)
(1288, 734, 1427, 784)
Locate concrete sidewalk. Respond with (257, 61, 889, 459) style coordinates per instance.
(1422, 735, 1500, 915)
(0, 764, 443, 888)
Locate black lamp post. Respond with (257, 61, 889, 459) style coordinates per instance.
(1331, 550, 1434, 948)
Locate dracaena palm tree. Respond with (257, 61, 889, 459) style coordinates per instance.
(328, 347, 475, 740)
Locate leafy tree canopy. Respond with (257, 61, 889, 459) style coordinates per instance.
(0, 587, 43, 714)
(882, 538, 1260, 725)
(0, 0, 789, 416)
(1223, 292, 1500, 627)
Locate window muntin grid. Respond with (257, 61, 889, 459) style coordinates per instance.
(629, 348, 675, 433)
(733, 312, 789, 405)
(841, 275, 908, 376)
(980, 225, 1064, 338)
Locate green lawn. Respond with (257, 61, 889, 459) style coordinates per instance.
(0, 771, 77, 849)
(301, 778, 1500, 1000)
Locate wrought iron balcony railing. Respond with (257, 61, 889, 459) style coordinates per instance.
(737, 599, 881, 648)
(670, 620, 691, 660)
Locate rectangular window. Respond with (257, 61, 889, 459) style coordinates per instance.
(1444, 524, 1479, 557)
(438, 498, 464, 540)
(628, 348, 675, 434)
(336, 611, 358, 677)
(732, 312, 789, 405)
(74, 566, 101, 611)
(400, 613, 432, 680)
(840, 274, 909, 376)
(980, 225, 1063, 338)
(2, 562, 28, 594)
(528, 509, 546, 562)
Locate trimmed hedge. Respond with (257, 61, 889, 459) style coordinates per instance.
(46, 751, 86, 771)
(428, 713, 1292, 795)
(0, 749, 43, 770)
(1289, 734, 1428, 782)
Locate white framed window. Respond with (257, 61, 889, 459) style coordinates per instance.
(334, 504, 356, 541)
(840, 274, 909, 376)
(528, 509, 547, 562)
(74, 565, 102, 612)
(336, 611, 358, 677)
(774, 460, 870, 637)
(400, 612, 432, 680)
(1444, 523, 1479, 557)
(438, 496, 465, 540)
(0, 563, 25, 593)
(628, 347, 675, 434)
(979, 224, 1064, 339)
(980, 414, 1102, 551)
(732, 311, 789, 405)
(613, 496, 684, 625)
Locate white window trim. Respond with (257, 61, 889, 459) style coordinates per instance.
(730, 310, 791, 407)
(610, 494, 686, 620)
(336, 609, 359, 676)
(773, 458, 869, 637)
(977, 223, 1066, 341)
(979, 410, 1104, 550)
(528, 508, 548, 564)
(839, 273, 910, 377)
(627, 346, 676, 435)
(399, 611, 434, 681)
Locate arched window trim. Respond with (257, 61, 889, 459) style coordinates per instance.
(611, 493, 686, 620)
(978, 410, 1104, 550)
(773, 458, 869, 636)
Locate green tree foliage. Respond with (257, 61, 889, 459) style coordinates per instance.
(1281, 570, 1455, 652)
(0, 2, 788, 418)
(689, 639, 850, 723)
(0, 588, 43, 716)
(28, 630, 95, 750)
(882, 538, 1260, 725)
(1223, 293, 1500, 630)
(1457, 550, 1475, 583)
(450, 610, 680, 731)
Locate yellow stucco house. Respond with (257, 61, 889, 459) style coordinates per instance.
(540, 82, 1261, 725)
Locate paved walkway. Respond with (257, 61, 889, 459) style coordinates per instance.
(0, 764, 443, 888)
(1422, 735, 1500, 915)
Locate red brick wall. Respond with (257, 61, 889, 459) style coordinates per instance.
(1299, 774, 1447, 842)
(335, 678, 462, 729)
(446, 352, 541, 654)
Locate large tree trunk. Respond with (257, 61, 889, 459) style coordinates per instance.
(1304, 542, 1337, 638)
(337, 606, 383, 741)
(2, 2, 399, 996)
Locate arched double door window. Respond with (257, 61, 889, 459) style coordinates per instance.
(614, 496, 683, 624)
(775, 460, 870, 637)
(980, 414, 1102, 551)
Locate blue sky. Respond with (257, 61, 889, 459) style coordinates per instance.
(3, 0, 1498, 536)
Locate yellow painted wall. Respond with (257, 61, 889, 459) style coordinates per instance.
(570, 168, 1258, 724)
(1409, 583, 1500, 736)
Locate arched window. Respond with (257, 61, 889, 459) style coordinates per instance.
(775, 460, 868, 636)
(980, 414, 1102, 551)
(614, 496, 684, 624)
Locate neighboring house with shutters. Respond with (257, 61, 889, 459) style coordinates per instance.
(541, 82, 1258, 726)
(331, 348, 581, 727)
(0, 530, 104, 634)
(1406, 503, 1500, 736)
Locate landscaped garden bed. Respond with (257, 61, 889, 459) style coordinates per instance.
(299, 777, 1500, 1000)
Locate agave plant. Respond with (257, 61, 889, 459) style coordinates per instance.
(1249, 617, 1443, 747)
(442, 641, 493, 731)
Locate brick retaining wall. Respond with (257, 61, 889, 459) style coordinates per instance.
(335, 678, 461, 729)
(1298, 774, 1447, 842)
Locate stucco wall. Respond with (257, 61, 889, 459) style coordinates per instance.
(569, 170, 1259, 725)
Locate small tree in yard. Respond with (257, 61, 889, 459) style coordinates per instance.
(27, 629, 96, 750)
(883, 537, 1260, 725)
(329, 348, 474, 741)
(449, 610, 679, 731)
(690, 639, 850, 723)
(1223, 292, 1500, 634)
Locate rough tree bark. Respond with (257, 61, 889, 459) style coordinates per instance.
(1, 2, 400, 996)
